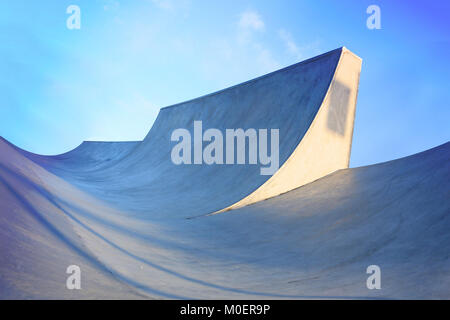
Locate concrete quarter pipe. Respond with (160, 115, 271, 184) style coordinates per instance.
(0, 47, 449, 299)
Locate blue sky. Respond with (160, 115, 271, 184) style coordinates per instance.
(1, 0, 449, 167)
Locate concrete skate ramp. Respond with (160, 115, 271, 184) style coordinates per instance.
(7, 47, 362, 219)
(1, 136, 449, 298)
(11, 140, 140, 173)
(1, 47, 449, 299)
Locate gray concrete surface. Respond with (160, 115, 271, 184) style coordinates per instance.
(0, 47, 449, 299)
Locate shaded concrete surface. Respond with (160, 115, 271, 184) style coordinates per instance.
(1, 136, 449, 299)
(28, 47, 356, 219)
(0, 47, 449, 299)
(0, 140, 146, 299)
(224, 49, 361, 211)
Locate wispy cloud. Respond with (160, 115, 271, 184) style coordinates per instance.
(102, 0, 120, 11)
(198, 9, 281, 87)
(237, 10, 265, 44)
(150, 0, 174, 10)
(279, 29, 302, 60)
(237, 11, 280, 72)
(254, 44, 281, 71)
(239, 10, 265, 31)
(279, 28, 321, 62)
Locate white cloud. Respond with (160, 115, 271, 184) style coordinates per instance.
(199, 10, 281, 87)
(254, 44, 281, 72)
(237, 10, 266, 46)
(279, 29, 321, 62)
(239, 10, 265, 31)
(103, 0, 120, 11)
(279, 29, 302, 60)
(151, 0, 174, 10)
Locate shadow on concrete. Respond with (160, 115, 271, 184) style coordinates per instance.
(327, 80, 351, 136)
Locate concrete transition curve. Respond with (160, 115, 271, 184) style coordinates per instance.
(0, 47, 449, 299)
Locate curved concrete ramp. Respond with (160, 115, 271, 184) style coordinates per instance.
(1, 136, 449, 298)
(220, 47, 361, 211)
(7, 47, 362, 219)
(1, 47, 449, 299)
(10, 140, 140, 173)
